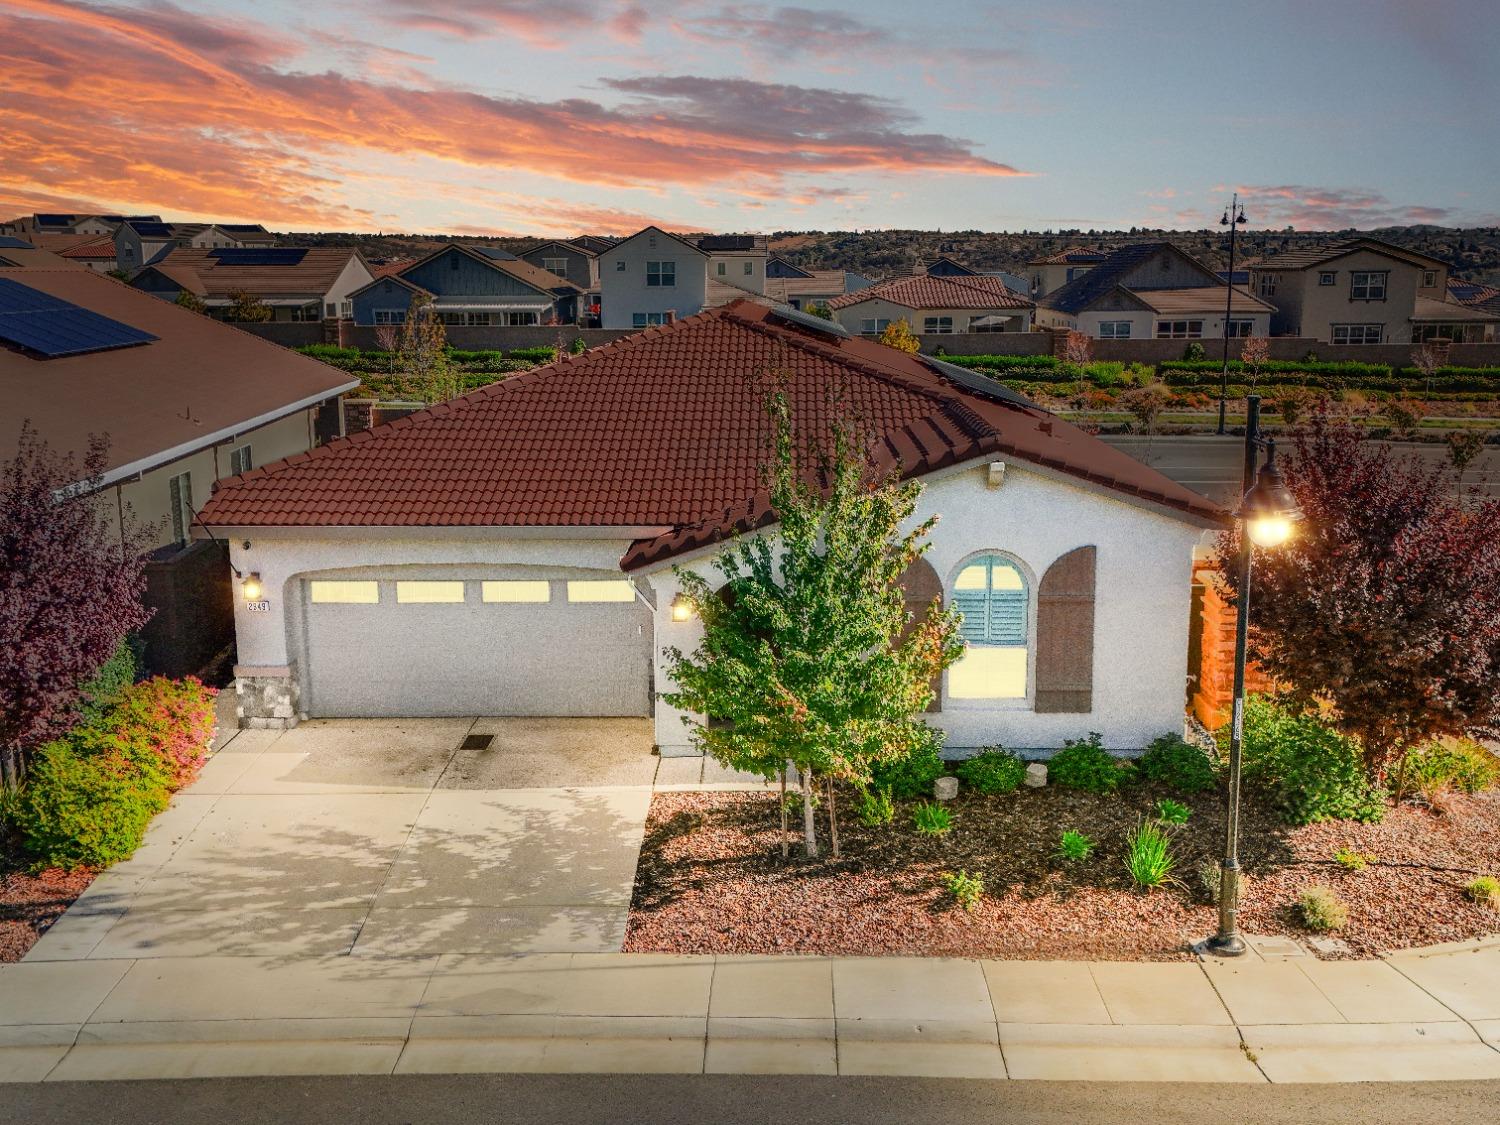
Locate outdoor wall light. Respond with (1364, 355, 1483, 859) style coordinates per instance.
(242, 572, 263, 601)
(670, 594, 694, 622)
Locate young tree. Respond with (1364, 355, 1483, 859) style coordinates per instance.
(1216, 412, 1500, 780)
(174, 289, 206, 315)
(662, 394, 964, 857)
(1120, 381, 1171, 438)
(876, 319, 921, 354)
(223, 289, 272, 322)
(804, 302, 833, 321)
(1445, 429, 1489, 475)
(1241, 335, 1270, 390)
(1062, 330, 1093, 369)
(1411, 342, 1441, 396)
(397, 295, 458, 403)
(0, 424, 152, 788)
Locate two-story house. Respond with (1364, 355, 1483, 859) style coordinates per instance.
(1027, 247, 1107, 298)
(519, 240, 602, 325)
(1035, 242, 1273, 341)
(115, 220, 277, 273)
(598, 227, 710, 329)
(348, 243, 581, 327)
(1248, 238, 1498, 344)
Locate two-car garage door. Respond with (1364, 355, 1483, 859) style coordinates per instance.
(300, 576, 652, 718)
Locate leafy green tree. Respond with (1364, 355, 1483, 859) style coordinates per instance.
(662, 393, 964, 857)
(223, 289, 272, 322)
(397, 294, 458, 403)
(173, 289, 206, 314)
(877, 318, 921, 354)
(804, 302, 833, 321)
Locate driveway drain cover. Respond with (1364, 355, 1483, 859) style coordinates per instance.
(460, 734, 494, 751)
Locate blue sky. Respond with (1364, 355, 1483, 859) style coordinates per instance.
(3, 0, 1496, 234)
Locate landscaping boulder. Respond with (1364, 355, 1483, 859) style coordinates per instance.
(1024, 762, 1048, 788)
(934, 775, 959, 802)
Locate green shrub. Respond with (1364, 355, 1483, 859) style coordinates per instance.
(942, 869, 985, 912)
(1240, 696, 1386, 825)
(1334, 847, 1377, 872)
(507, 346, 557, 362)
(570, 336, 587, 355)
(912, 801, 953, 835)
(12, 741, 169, 869)
(1055, 829, 1094, 862)
(1182, 342, 1207, 361)
(1135, 733, 1217, 794)
(1466, 876, 1500, 910)
(1124, 820, 1177, 890)
(1299, 885, 1349, 932)
(872, 740, 945, 799)
(1154, 798, 1191, 824)
(75, 640, 137, 728)
(855, 786, 894, 827)
(955, 748, 1026, 794)
(1048, 733, 1125, 794)
(1398, 738, 1500, 801)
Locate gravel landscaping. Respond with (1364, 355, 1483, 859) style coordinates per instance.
(0, 829, 94, 962)
(625, 783, 1500, 961)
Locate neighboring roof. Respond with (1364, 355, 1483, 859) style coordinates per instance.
(1448, 277, 1500, 310)
(1253, 237, 1449, 272)
(1132, 286, 1275, 315)
(826, 274, 1033, 312)
(124, 219, 174, 238)
(923, 256, 977, 275)
(764, 271, 850, 304)
(522, 240, 597, 260)
(571, 235, 619, 254)
(0, 236, 33, 250)
(0, 247, 85, 270)
(197, 300, 1223, 560)
(348, 243, 581, 300)
(614, 226, 708, 257)
(1, 266, 358, 486)
(1039, 243, 1220, 315)
(695, 234, 768, 252)
(767, 256, 814, 279)
(1027, 246, 1106, 266)
(31, 232, 108, 254)
(59, 236, 119, 261)
(368, 259, 414, 278)
(1410, 295, 1500, 324)
(132, 246, 367, 300)
(705, 279, 776, 309)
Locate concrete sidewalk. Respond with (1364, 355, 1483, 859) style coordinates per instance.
(4, 940, 1500, 1084)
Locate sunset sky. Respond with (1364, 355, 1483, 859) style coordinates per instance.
(2, 0, 1496, 236)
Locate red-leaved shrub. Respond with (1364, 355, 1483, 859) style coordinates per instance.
(105, 677, 218, 789)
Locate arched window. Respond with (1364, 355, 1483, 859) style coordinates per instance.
(948, 554, 1029, 700)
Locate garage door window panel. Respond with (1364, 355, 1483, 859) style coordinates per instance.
(482, 580, 551, 603)
(309, 580, 380, 604)
(396, 581, 466, 603)
(567, 580, 636, 603)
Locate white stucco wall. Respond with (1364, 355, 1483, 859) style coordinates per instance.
(647, 458, 1203, 755)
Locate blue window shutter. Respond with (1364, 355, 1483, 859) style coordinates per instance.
(989, 589, 1027, 645)
(953, 590, 990, 643)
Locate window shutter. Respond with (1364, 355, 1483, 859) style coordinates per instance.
(897, 557, 943, 713)
(1035, 546, 1096, 713)
(953, 590, 990, 643)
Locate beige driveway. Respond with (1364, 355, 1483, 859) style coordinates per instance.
(24, 717, 659, 962)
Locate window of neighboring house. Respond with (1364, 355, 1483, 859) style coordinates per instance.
(1331, 324, 1383, 345)
(440, 312, 465, 326)
(716, 262, 726, 276)
(228, 444, 252, 476)
(1258, 274, 1277, 297)
(970, 316, 1009, 333)
(1319, 271, 1336, 286)
(923, 316, 954, 334)
(288, 305, 319, 322)
(168, 471, 193, 545)
(632, 312, 669, 328)
(566, 580, 635, 603)
(340, 300, 352, 318)
(1423, 270, 1437, 287)
(743, 261, 752, 276)
(1227, 319, 1254, 337)
(646, 260, 675, 287)
(947, 554, 1029, 701)
(615, 260, 625, 271)
(373, 309, 406, 325)
(1350, 271, 1388, 300)
(123, 246, 134, 261)
(505, 311, 538, 326)
(860, 318, 891, 334)
(1156, 320, 1204, 339)
(309, 580, 379, 604)
(1099, 320, 1132, 339)
(543, 257, 568, 277)
(325, 302, 337, 318)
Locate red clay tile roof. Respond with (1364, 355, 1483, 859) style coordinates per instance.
(58, 236, 117, 259)
(198, 301, 1223, 565)
(825, 274, 1033, 312)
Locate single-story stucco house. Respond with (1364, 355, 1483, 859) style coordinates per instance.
(198, 300, 1223, 755)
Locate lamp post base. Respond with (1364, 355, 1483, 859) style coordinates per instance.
(1205, 932, 1248, 957)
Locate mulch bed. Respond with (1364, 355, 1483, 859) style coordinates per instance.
(625, 781, 1500, 961)
(0, 827, 94, 962)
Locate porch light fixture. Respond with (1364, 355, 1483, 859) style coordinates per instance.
(1206, 394, 1303, 958)
(242, 572, 263, 601)
(670, 594, 694, 622)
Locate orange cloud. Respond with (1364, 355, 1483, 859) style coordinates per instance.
(0, 1, 1024, 231)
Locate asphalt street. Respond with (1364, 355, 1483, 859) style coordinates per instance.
(1101, 435, 1500, 504)
(4, 1074, 1499, 1125)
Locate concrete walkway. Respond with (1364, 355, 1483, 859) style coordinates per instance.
(4, 940, 1500, 1083)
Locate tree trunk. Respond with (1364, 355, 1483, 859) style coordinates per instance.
(801, 767, 819, 858)
(826, 776, 840, 861)
(0, 743, 20, 793)
(779, 763, 790, 859)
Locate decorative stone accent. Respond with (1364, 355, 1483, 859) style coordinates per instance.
(934, 775, 959, 802)
(234, 664, 301, 730)
(1024, 762, 1048, 788)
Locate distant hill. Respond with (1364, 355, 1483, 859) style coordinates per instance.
(283, 225, 1500, 284)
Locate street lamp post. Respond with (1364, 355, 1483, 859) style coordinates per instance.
(1216, 195, 1248, 436)
(1206, 393, 1301, 956)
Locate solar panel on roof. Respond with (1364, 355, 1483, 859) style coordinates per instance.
(208, 247, 306, 265)
(217, 224, 267, 233)
(129, 221, 173, 237)
(0, 278, 158, 358)
(769, 304, 850, 338)
(0, 236, 33, 249)
(470, 246, 518, 261)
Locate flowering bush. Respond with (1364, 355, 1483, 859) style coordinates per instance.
(106, 677, 217, 789)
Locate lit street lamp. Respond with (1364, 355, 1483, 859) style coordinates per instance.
(1206, 393, 1302, 956)
(1216, 195, 1248, 436)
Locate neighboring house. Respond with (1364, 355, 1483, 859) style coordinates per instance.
(825, 273, 1035, 337)
(348, 243, 581, 327)
(131, 246, 375, 322)
(200, 300, 1221, 750)
(598, 226, 710, 329)
(570, 235, 620, 256)
(1035, 242, 1273, 341)
(114, 220, 276, 273)
(1027, 247, 1107, 298)
(1, 258, 356, 675)
(699, 234, 769, 296)
(0, 213, 162, 239)
(1449, 278, 1500, 329)
(1247, 237, 1497, 344)
(760, 256, 869, 310)
(55, 236, 122, 273)
(519, 240, 600, 291)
